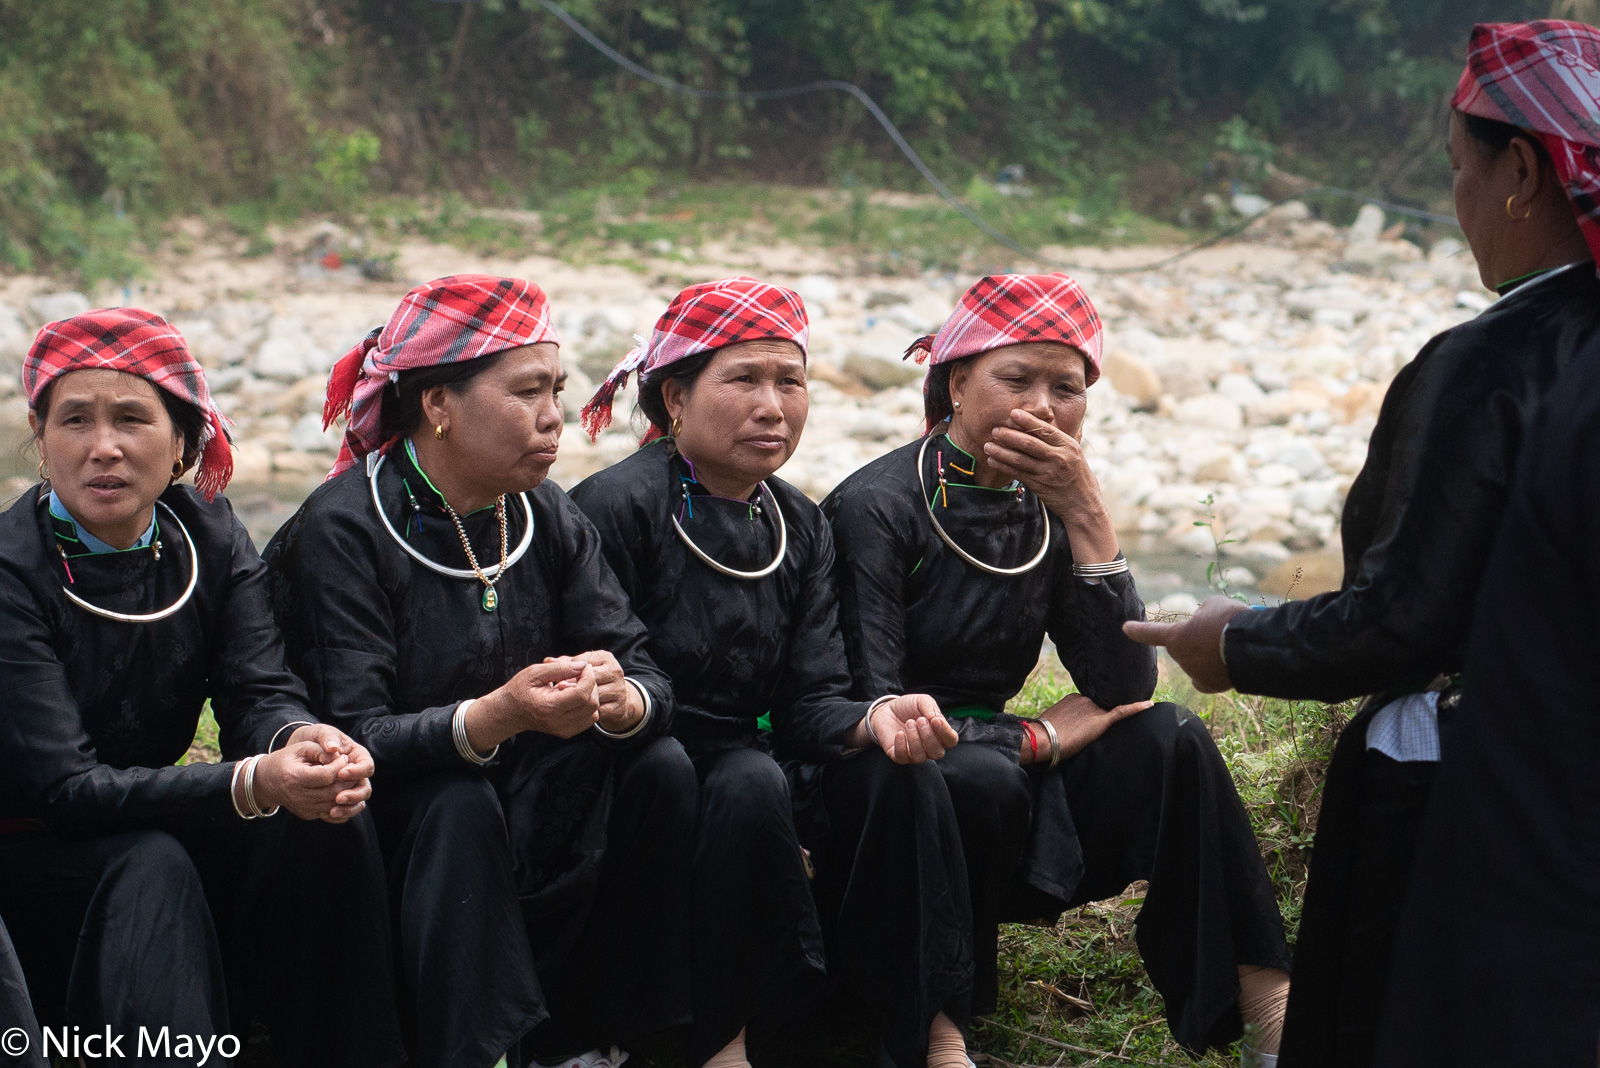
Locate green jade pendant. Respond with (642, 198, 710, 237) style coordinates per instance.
(482, 587, 498, 612)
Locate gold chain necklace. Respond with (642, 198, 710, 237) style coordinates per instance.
(443, 496, 509, 611)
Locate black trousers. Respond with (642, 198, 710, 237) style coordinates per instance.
(514, 736, 697, 1060)
(0, 815, 404, 1068)
(1280, 747, 1437, 1068)
(809, 750, 973, 1068)
(368, 773, 546, 1068)
(937, 704, 1291, 1052)
(689, 747, 826, 1066)
(1, 916, 44, 1068)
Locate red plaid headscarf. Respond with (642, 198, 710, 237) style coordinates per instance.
(1453, 20, 1600, 270)
(579, 276, 809, 442)
(24, 309, 234, 499)
(907, 273, 1104, 430)
(322, 274, 560, 479)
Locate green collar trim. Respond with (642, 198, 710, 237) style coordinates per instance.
(403, 438, 496, 516)
(934, 434, 1023, 494)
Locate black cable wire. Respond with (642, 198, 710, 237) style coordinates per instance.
(523, 0, 1459, 274)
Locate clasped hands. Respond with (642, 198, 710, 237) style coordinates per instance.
(239, 723, 374, 824)
(465, 650, 645, 751)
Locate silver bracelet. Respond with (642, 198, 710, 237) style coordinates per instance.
(230, 758, 252, 820)
(593, 678, 653, 739)
(1038, 718, 1062, 767)
(860, 694, 901, 749)
(1072, 554, 1130, 579)
(452, 699, 499, 765)
(267, 720, 315, 753)
(243, 755, 280, 818)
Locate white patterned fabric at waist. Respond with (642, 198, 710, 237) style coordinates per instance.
(1365, 690, 1441, 763)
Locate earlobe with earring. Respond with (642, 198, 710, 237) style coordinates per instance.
(435, 423, 448, 441)
(952, 400, 961, 411)
(37, 459, 48, 482)
(670, 416, 682, 438)
(1506, 195, 1533, 221)
(171, 459, 184, 479)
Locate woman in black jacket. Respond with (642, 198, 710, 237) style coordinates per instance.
(1128, 20, 1600, 1068)
(0, 309, 401, 1068)
(267, 274, 694, 1068)
(824, 272, 1291, 1063)
(573, 277, 971, 1068)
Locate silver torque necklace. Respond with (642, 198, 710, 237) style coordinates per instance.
(671, 478, 788, 581)
(916, 432, 1050, 577)
(368, 451, 535, 581)
(46, 498, 199, 623)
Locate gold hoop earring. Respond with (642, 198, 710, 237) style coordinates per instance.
(670, 417, 682, 438)
(1506, 195, 1533, 221)
(37, 459, 48, 482)
(171, 460, 184, 478)
(435, 424, 447, 441)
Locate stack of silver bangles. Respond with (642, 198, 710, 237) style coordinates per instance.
(453, 698, 499, 765)
(1071, 554, 1130, 579)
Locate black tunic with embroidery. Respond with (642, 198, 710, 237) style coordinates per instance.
(265, 445, 692, 1057)
(0, 483, 403, 1068)
(825, 434, 1289, 1051)
(0, 484, 311, 833)
(572, 440, 975, 1068)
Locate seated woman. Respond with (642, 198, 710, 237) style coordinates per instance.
(823, 273, 1292, 1063)
(266, 275, 695, 1068)
(0, 310, 401, 1067)
(1128, 20, 1600, 1068)
(572, 277, 972, 1068)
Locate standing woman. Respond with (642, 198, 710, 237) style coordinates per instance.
(0, 310, 402, 1067)
(572, 277, 973, 1068)
(267, 275, 695, 1068)
(1127, 20, 1600, 1068)
(824, 274, 1292, 1061)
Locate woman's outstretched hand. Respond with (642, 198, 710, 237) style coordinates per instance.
(1122, 595, 1249, 693)
(859, 694, 959, 764)
(1025, 694, 1154, 765)
(249, 724, 374, 823)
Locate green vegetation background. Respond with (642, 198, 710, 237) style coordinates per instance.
(5, 0, 1591, 283)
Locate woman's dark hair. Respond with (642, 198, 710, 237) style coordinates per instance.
(379, 350, 509, 441)
(637, 349, 718, 438)
(31, 378, 209, 469)
(923, 361, 958, 430)
(1462, 112, 1552, 167)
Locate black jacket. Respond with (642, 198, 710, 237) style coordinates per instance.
(264, 446, 674, 781)
(0, 484, 311, 836)
(1224, 263, 1600, 701)
(570, 440, 866, 761)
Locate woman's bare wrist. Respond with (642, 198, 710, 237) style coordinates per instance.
(463, 691, 514, 752)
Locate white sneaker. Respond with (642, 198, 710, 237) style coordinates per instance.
(542, 1049, 630, 1068)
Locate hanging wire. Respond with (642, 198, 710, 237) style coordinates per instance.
(516, 0, 1458, 274)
